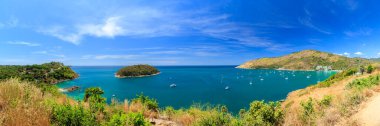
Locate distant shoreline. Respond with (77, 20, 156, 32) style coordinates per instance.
(115, 72, 161, 78)
(236, 67, 341, 72)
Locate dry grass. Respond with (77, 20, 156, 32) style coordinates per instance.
(0, 78, 51, 126)
(282, 69, 380, 126)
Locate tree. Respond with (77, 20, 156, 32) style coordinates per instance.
(84, 87, 106, 113)
(360, 66, 365, 74)
(84, 87, 104, 102)
(367, 65, 374, 74)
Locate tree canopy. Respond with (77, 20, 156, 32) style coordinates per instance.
(116, 64, 159, 77)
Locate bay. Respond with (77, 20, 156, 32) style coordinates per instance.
(58, 66, 336, 112)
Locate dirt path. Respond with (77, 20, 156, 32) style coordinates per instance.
(355, 93, 380, 126)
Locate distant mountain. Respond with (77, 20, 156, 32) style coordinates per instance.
(237, 50, 372, 70)
(370, 58, 380, 62)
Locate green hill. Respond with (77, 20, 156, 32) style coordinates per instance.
(0, 62, 78, 84)
(237, 50, 372, 70)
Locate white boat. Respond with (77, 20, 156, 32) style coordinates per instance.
(285, 77, 288, 80)
(225, 86, 230, 90)
(260, 78, 264, 81)
(170, 84, 177, 88)
(249, 81, 253, 85)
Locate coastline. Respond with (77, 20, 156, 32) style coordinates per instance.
(236, 67, 341, 72)
(115, 72, 161, 78)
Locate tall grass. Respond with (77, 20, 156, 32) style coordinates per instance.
(0, 78, 51, 125)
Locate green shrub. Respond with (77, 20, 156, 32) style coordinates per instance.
(196, 112, 231, 126)
(38, 83, 61, 96)
(126, 112, 150, 126)
(347, 74, 380, 90)
(367, 65, 374, 73)
(300, 98, 314, 124)
(241, 101, 283, 126)
(318, 95, 332, 107)
(318, 68, 357, 87)
(163, 106, 175, 120)
(84, 87, 106, 113)
(50, 103, 97, 126)
(106, 112, 128, 126)
(132, 93, 158, 111)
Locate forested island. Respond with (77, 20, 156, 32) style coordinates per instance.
(0, 62, 78, 84)
(115, 64, 160, 78)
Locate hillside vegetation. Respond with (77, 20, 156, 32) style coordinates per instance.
(282, 64, 380, 125)
(0, 78, 285, 126)
(116, 64, 160, 78)
(0, 62, 78, 84)
(237, 50, 372, 70)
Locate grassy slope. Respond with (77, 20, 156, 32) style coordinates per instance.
(282, 65, 380, 125)
(0, 79, 71, 125)
(237, 50, 372, 70)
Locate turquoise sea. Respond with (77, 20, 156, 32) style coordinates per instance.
(58, 66, 336, 112)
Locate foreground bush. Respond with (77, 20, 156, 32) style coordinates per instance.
(347, 74, 380, 90)
(241, 101, 284, 126)
(50, 103, 97, 126)
(132, 93, 159, 111)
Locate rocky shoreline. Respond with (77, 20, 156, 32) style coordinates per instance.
(115, 72, 161, 78)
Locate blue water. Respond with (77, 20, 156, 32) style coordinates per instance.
(58, 66, 336, 112)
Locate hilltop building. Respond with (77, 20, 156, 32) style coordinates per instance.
(315, 66, 332, 71)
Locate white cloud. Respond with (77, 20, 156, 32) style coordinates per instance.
(7, 41, 40, 46)
(298, 9, 331, 34)
(78, 16, 125, 38)
(39, 26, 82, 45)
(0, 17, 19, 28)
(39, 16, 124, 45)
(343, 52, 350, 56)
(377, 52, 380, 56)
(354, 52, 363, 55)
(37, 4, 286, 51)
(344, 28, 372, 37)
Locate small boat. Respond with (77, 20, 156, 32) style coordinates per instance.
(306, 76, 310, 79)
(225, 86, 230, 90)
(170, 84, 177, 88)
(285, 77, 288, 80)
(249, 81, 253, 85)
(112, 94, 116, 97)
(260, 78, 264, 81)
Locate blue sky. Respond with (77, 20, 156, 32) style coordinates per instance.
(1, 0, 380, 65)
